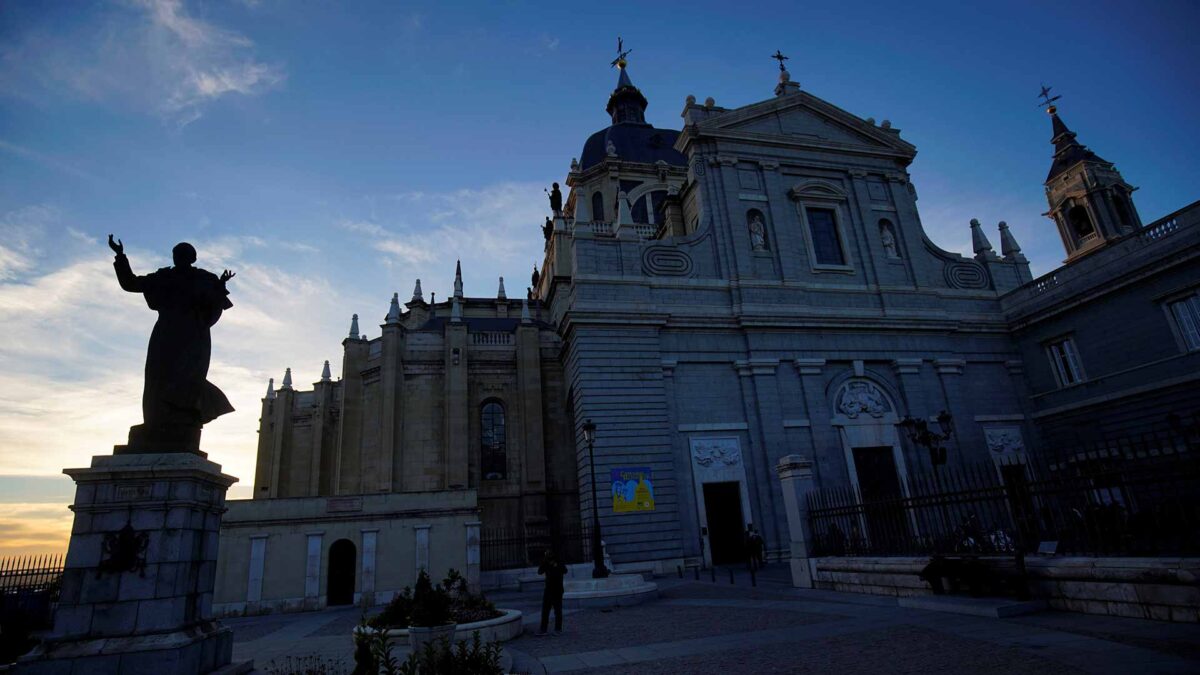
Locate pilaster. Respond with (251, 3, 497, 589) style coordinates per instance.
(444, 322, 469, 490)
(775, 454, 816, 588)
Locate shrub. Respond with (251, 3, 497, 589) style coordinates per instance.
(408, 570, 452, 628)
(355, 628, 504, 675)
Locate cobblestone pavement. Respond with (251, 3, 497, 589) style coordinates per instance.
(223, 567, 1200, 674)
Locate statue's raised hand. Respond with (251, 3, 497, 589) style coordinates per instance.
(108, 234, 124, 255)
(220, 270, 236, 283)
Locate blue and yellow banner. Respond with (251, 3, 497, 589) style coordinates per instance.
(611, 467, 655, 512)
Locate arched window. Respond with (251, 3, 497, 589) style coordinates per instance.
(1068, 205, 1094, 238)
(591, 192, 605, 223)
(481, 401, 506, 480)
(632, 195, 649, 223)
(1113, 193, 1132, 227)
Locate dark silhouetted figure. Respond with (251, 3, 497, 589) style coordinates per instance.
(548, 182, 563, 215)
(537, 550, 567, 635)
(108, 235, 235, 454)
(531, 266, 540, 290)
(745, 523, 765, 569)
(543, 217, 553, 241)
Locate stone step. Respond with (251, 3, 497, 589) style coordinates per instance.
(898, 595, 1048, 618)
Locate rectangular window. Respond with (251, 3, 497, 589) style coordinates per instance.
(807, 207, 845, 265)
(1168, 293, 1200, 351)
(1046, 337, 1084, 387)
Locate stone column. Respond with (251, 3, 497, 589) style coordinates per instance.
(775, 454, 816, 589)
(414, 525, 431, 577)
(304, 533, 323, 610)
(360, 529, 378, 606)
(246, 536, 266, 606)
(464, 521, 481, 594)
(18, 453, 242, 674)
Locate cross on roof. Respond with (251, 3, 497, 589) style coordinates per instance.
(771, 50, 789, 72)
(1037, 83, 1062, 110)
(611, 37, 632, 68)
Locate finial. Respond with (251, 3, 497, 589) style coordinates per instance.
(349, 313, 360, 340)
(521, 297, 532, 323)
(970, 218, 997, 258)
(704, 97, 715, 108)
(281, 368, 293, 390)
(386, 292, 401, 324)
(881, 120, 892, 129)
(611, 36, 632, 69)
(1037, 83, 1062, 114)
(771, 50, 790, 72)
(686, 94, 696, 106)
(497, 276, 507, 300)
(998, 221, 1025, 259)
(411, 278, 424, 303)
(266, 377, 275, 399)
(453, 260, 463, 299)
(617, 191, 634, 226)
(321, 360, 331, 382)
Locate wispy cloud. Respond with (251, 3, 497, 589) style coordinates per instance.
(0, 0, 285, 126)
(336, 181, 549, 297)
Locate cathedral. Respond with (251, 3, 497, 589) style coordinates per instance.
(212, 53, 1200, 615)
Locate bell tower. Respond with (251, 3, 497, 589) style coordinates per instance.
(1041, 88, 1142, 261)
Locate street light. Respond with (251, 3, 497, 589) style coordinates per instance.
(582, 419, 610, 579)
(897, 411, 956, 536)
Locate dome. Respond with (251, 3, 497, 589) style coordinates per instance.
(579, 124, 686, 171)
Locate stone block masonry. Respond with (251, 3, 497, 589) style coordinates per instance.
(16, 452, 242, 674)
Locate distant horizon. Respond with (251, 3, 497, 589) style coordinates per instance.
(2, 0, 1198, 557)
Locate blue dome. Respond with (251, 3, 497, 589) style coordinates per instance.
(579, 123, 686, 171)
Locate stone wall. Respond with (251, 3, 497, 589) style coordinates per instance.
(810, 555, 1200, 622)
(213, 490, 479, 616)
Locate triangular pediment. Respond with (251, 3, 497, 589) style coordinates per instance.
(699, 92, 915, 156)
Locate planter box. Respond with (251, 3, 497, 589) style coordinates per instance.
(408, 624, 456, 652)
(356, 609, 524, 645)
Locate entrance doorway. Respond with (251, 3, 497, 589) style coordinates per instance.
(852, 446, 909, 550)
(702, 481, 745, 565)
(327, 539, 356, 606)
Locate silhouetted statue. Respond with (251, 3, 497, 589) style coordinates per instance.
(548, 182, 563, 215)
(531, 266, 541, 290)
(108, 235, 235, 454)
(543, 216, 554, 241)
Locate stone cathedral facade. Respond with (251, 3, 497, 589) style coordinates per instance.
(214, 58, 1200, 613)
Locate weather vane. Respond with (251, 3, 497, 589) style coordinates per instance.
(611, 37, 632, 68)
(771, 50, 789, 72)
(1037, 83, 1061, 112)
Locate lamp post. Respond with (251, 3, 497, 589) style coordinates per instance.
(582, 419, 609, 578)
(897, 411, 955, 536)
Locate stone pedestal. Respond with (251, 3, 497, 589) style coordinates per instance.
(17, 453, 246, 675)
(776, 454, 816, 589)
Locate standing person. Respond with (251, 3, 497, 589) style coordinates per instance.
(746, 523, 765, 569)
(537, 550, 567, 635)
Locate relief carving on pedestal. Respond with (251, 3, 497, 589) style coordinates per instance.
(835, 381, 892, 419)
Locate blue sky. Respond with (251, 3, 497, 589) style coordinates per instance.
(1, 0, 1197, 555)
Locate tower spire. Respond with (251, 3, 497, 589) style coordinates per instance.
(386, 292, 401, 324)
(348, 313, 360, 340)
(606, 37, 648, 125)
(320, 360, 331, 382)
(453, 260, 464, 299)
(411, 278, 424, 303)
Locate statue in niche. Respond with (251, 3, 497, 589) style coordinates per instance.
(547, 182, 563, 215)
(748, 212, 768, 251)
(880, 222, 899, 258)
(108, 235, 235, 453)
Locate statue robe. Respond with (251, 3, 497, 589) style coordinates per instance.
(114, 254, 234, 427)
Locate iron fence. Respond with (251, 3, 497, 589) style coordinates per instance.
(481, 522, 592, 571)
(0, 554, 63, 631)
(808, 431, 1200, 558)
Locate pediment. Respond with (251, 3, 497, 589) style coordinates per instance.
(700, 92, 914, 156)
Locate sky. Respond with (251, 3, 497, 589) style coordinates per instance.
(1, 0, 1198, 557)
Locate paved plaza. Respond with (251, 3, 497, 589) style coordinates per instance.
(224, 567, 1200, 674)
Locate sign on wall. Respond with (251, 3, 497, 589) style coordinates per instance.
(611, 467, 655, 513)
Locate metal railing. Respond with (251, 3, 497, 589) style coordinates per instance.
(1, 554, 63, 632)
(808, 430, 1199, 558)
(481, 523, 592, 571)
